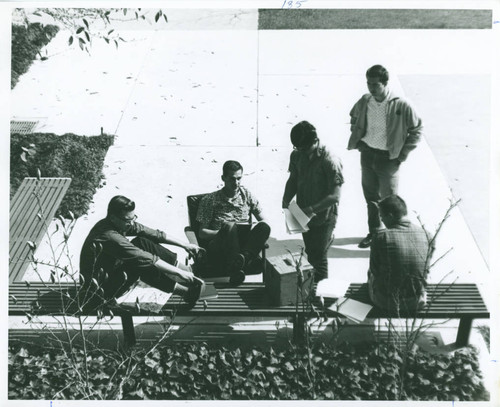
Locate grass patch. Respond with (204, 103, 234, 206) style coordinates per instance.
(10, 133, 114, 219)
(258, 9, 492, 30)
(11, 22, 60, 89)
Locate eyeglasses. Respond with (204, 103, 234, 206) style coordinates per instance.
(118, 214, 137, 223)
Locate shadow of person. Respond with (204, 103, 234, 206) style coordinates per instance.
(333, 237, 368, 246)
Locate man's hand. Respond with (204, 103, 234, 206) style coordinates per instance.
(302, 206, 316, 218)
(183, 243, 204, 257)
(173, 268, 195, 285)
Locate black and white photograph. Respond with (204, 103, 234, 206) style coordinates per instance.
(2, 0, 499, 404)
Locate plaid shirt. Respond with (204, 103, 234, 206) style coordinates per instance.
(369, 219, 432, 310)
(196, 186, 262, 231)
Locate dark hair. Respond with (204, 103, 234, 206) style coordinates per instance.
(107, 195, 135, 217)
(366, 65, 389, 85)
(290, 121, 318, 149)
(379, 194, 407, 219)
(222, 160, 243, 176)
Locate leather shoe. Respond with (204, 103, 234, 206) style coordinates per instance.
(358, 234, 372, 249)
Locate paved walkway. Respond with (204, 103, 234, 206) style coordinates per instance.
(8, 8, 496, 394)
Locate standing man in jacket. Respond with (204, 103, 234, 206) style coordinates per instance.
(348, 65, 423, 248)
(282, 121, 344, 282)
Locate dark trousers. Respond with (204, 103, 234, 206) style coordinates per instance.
(360, 144, 400, 233)
(205, 221, 271, 276)
(302, 217, 336, 281)
(102, 237, 177, 299)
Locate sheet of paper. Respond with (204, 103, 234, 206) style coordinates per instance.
(288, 200, 311, 229)
(284, 208, 308, 234)
(316, 278, 350, 299)
(328, 297, 373, 324)
(117, 280, 172, 313)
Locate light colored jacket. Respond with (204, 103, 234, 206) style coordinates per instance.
(347, 91, 423, 161)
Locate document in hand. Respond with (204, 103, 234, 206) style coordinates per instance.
(284, 200, 311, 234)
(116, 280, 172, 313)
(329, 297, 373, 323)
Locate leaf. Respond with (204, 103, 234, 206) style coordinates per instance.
(163, 14, 168, 23)
(36, 168, 41, 180)
(155, 11, 161, 23)
(108, 29, 115, 35)
(123, 8, 128, 16)
(114, 40, 118, 49)
(83, 18, 89, 29)
(187, 352, 198, 361)
(85, 31, 90, 42)
(26, 241, 36, 251)
(20, 151, 27, 162)
(76, 27, 84, 34)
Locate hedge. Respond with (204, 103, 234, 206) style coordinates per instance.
(11, 22, 60, 89)
(8, 341, 489, 401)
(10, 133, 114, 219)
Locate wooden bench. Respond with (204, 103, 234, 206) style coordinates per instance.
(345, 283, 490, 347)
(9, 177, 72, 283)
(9, 282, 489, 349)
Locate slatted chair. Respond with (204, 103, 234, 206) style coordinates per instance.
(184, 193, 267, 279)
(9, 177, 72, 283)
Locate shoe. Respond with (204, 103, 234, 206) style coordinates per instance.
(227, 253, 245, 273)
(358, 234, 372, 249)
(184, 282, 202, 307)
(244, 256, 264, 275)
(229, 269, 245, 285)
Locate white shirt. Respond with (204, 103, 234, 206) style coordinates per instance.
(362, 96, 388, 150)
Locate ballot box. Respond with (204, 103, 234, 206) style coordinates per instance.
(264, 253, 315, 306)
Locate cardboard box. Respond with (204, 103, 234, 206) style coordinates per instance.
(264, 253, 315, 306)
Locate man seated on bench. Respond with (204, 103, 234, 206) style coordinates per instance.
(196, 160, 271, 284)
(80, 195, 204, 307)
(368, 194, 435, 313)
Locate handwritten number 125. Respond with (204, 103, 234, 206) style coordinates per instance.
(282, 0, 307, 9)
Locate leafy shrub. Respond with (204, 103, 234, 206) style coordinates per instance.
(11, 133, 114, 219)
(11, 22, 60, 89)
(8, 341, 489, 401)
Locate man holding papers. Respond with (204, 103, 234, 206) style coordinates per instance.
(197, 160, 271, 284)
(282, 121, 344, 282)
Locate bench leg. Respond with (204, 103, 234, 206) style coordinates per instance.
(292, 314, 306, 344)
(456, 317, 473, 347)
(121, 314, 136, 348)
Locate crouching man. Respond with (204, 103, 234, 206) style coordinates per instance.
(80, 195, 203, 307)
(368, 194, 434, 313)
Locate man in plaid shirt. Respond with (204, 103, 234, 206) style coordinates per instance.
(368, 194, 434, 313)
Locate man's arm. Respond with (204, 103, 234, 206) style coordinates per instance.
(154, 258, 194, 285)
(158, 234, 203, 257)
(301, 185, 341, 218)
(197, 194, 219, 242)
(397, 102, 423, 162)
(282, 170, 298, 209)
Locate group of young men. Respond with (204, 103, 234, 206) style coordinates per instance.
(80, 64, 433, 313)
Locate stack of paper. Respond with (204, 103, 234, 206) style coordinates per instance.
(117, 280, 172, 313)
(285, 200, 311, 234)
(328, 297, 373, 323)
